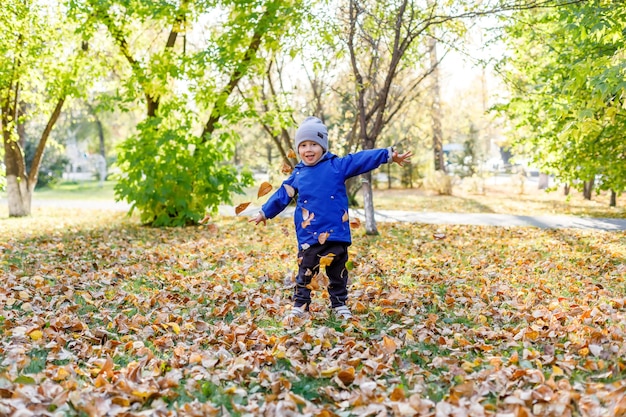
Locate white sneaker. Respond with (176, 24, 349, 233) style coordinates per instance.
(333, 305, 353, 320)
(283, 305, 308, 322)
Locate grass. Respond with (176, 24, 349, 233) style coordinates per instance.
(30, 180, 116, 200)
(1, 177, 624, 219)
(1, 207, 625, 415)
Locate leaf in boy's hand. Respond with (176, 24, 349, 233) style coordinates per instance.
(199, 213, 211, 224)
(318, 232, 330, 245)
(235, 202, 251, 215)
(257, 182, 273, 198)
(287, 149, 297, 159)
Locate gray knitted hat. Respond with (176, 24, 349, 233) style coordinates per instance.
(295, 116, 328, 152)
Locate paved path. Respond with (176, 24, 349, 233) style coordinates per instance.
(6, 198, 626, 232)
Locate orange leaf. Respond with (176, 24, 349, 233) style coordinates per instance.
(337, 367, 355, 385)
(342, 211, 349, 222)
(257, 182, 273, 198)
(199, 213, 211, 224)
(235, 202, 251, 215)
(349, 218, 361, 228)
(318, 232, 330, 245)
(281, 161, 293, 174)
(301, 211, 315, 228)
(381, 335, 397, 354)
(389, 386, 405, 401)
(287, 149, 297, 159)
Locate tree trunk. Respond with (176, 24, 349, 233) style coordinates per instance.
(583, 178, 594, 200)
(610, 190, 616, 207)
(361, 171, 378, 235)
(3, 98, 65, 217)
(563, 183, 570, 196)
(428, 30, 445, 172)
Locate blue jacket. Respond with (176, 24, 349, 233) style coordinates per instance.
(261, 148, 393, 250)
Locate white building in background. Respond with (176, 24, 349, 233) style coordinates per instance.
(63, 134, 107, 184)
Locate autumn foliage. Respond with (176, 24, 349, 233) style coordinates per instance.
(1, 209, 625, 415)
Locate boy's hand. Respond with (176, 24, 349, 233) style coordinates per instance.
(249, 213, 267, 226)
(392, 150, 413, 166)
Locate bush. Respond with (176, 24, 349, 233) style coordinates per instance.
(115, 115, 253, 227)
(424, 170, 454, 195)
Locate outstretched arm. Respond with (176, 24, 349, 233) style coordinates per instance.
(392, 150, 412, 166)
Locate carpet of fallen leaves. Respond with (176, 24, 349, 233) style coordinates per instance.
(1, 208, 626, 417)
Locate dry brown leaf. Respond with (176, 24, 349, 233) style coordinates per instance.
(337, 367, 355, 386)
(281, 161, 293, 174)
(381, 336, 397, 354)
(287, 149, 297, 159)
(257, 182, 273, 198)
(283, 184, 295, 197)
(302, 211, 315, 228)
(342, 211, 349, 222)
(199, 213, 211, 224)
(350, 218, 361, 228)
(235, 202, 251, 215)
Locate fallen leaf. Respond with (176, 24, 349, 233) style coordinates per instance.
(337, 367, 355, 385)
(350, 218, 361, 228)
(257, 182, 273, 198)
(199, 213, 211, 224)
(29, 330, 43, 341)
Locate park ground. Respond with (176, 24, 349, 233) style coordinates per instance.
(0, 179, 625, 415)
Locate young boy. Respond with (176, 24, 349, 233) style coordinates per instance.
(250, 116, 412, 321)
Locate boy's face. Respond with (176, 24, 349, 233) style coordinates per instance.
(298, 140, 324, 165)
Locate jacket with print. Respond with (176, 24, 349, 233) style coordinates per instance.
(261, 148, 392, 250)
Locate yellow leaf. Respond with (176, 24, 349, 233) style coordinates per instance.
(342, 211, 349, 222)
(235, 202, 251, 215)
(168, 322, 180, 334)
(257, 182, 273, 198)
(318, 232, 330, 245)
(319, 254, 335, 268)
(552, 365, 564, 376)
(321, 366, 340, 377)
(29, 330, 43, 341)
(53, 367, 70, 381)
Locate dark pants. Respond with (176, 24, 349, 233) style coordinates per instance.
(294, 242, 349, 309)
